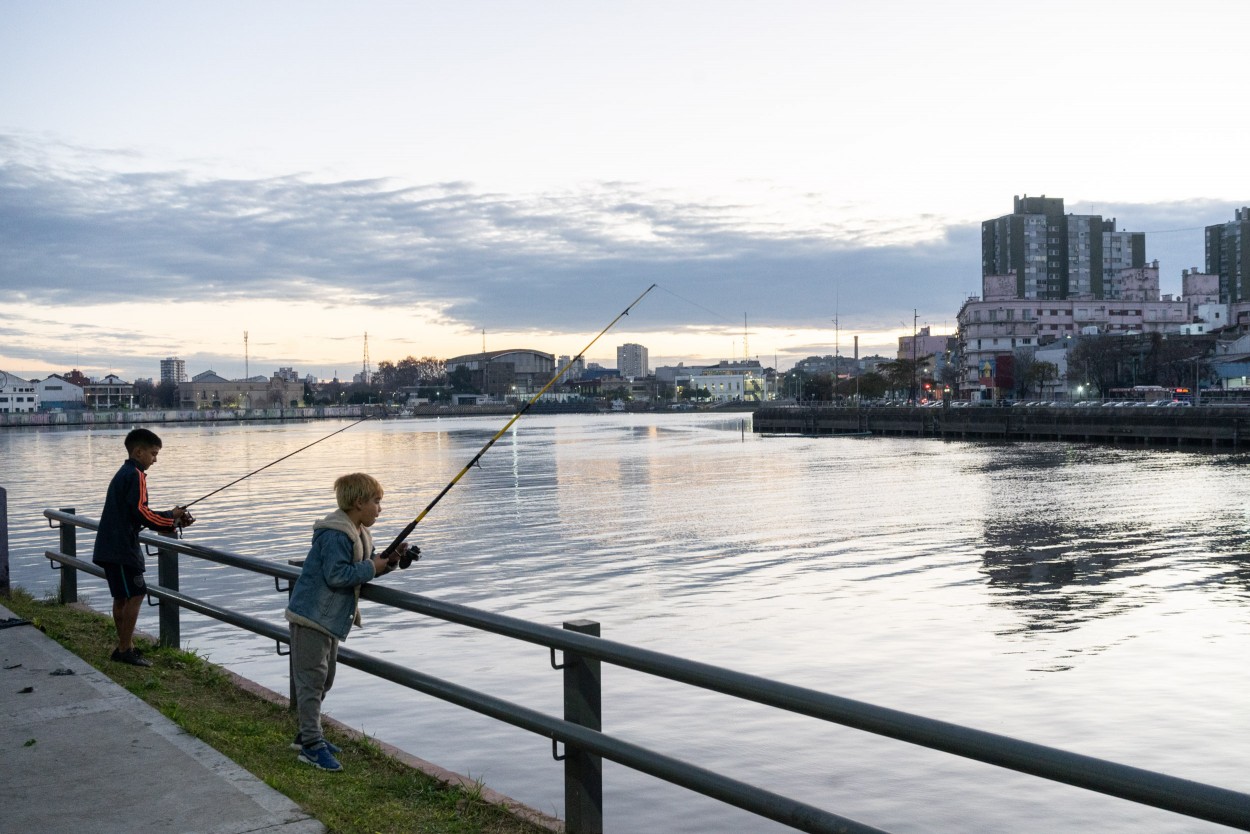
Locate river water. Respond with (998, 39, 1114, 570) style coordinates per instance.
(2, 413, 1248, 833)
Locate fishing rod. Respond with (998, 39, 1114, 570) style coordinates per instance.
(381, 283, 658, 567)
(179, 415, 372, 512)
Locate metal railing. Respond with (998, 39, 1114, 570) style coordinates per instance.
(42, 508, 1250, 833)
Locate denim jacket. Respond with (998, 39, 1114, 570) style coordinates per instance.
(285, 509, 376, 640)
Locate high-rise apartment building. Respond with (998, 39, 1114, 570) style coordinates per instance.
(616, 343, 649, 378)
(1205, 207, 1250, 303)
(160, 357, 187, 386)
(982, 195, 1144, 300)
(556, 354, 585, 380)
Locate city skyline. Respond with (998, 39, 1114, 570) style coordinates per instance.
(2, 3, 1247, 381)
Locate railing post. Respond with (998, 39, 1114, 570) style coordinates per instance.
(562, 619, 603, 834)
(0, 486, 9, 598)
(287, 558, 303, 709)
(157, 534, 180, 648)
(58, 506, 78, 604)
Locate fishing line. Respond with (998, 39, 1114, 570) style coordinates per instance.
(654, 284, 737, 325)
(380, 283, 659, 564)
(180, 415, 371, 510)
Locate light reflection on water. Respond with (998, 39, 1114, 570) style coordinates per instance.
(3, 414, 1249, 833)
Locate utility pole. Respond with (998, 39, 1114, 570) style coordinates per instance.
(912, 309, 918, 404)
(832, 311, 840, 404)
(244, 331, 249, 379)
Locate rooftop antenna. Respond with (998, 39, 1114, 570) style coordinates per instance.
(362, 331, 371, 385)
(482, 328, 486, 354)
(743, 313, 749, 361)
(244, 331, 249, 379)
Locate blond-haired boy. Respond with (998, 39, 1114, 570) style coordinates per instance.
(284, 473, 409, 771)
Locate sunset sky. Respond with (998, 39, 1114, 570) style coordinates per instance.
(2, 1, 1247, 381)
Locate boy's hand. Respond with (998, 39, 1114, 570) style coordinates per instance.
(172, 507, 196, 528)
(370, 554, 392, 576)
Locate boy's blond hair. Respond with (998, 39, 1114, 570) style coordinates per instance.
(334, 473, 383, 511)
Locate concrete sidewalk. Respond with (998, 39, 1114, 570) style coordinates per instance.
(0, 601, 324, 834)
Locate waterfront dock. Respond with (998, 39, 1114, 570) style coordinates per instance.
(753, 403, 1250, 447)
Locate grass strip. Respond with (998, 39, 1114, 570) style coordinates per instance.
(4, 588, 554, 834)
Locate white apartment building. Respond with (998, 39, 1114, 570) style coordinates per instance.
(957, 286, 1192, 399)
(0, 370, 39, 413)
(160, 357, 187, 385)
(689, 360, 769, 402)
(557, 354, 586, 380)
(616, 343, 649, 378)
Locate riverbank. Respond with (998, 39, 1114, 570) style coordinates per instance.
(1, 588, 558, 834)
(0, 400, 758, 428)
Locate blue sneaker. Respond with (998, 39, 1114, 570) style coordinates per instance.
(297, 741, 342, 772)
(291, 734, 340, 754)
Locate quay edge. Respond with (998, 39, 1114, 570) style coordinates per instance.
(753, 404, 1250, 448)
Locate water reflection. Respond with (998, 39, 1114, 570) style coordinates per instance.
(2, 418, 1248, 833)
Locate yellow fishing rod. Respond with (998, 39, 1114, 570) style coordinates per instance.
(382, 283, 657, 567)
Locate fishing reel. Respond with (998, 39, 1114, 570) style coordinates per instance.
(386, 544, 420, 570)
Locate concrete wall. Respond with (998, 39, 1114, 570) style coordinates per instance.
(0, 405, 363, 428)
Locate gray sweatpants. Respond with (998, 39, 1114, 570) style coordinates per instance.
(290, 622, 338, 747)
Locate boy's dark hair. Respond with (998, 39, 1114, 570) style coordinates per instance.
(124, 428, 163, 453)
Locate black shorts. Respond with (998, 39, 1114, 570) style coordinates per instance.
(101, 563, 147, 600)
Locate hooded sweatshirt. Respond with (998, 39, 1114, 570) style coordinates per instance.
(284, 509, 376, 640)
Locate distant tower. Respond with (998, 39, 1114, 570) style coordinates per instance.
(1206, 206, 1250, 303)
(244, 331, 249, 379)
(362, 332, 371, 386)
(617, 343, 649, 378)
(743, 314, 750, 360)
(982, 194, 1144, 300)
(160, 357, 186, 385)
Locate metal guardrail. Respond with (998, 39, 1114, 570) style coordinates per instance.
(41, 508, 1250, 833)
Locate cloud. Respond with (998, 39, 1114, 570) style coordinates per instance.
(2, 135, 1241, 359)
(1, 136, 979, 336)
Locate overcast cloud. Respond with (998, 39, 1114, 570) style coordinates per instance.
(0, 133, 1241, 378)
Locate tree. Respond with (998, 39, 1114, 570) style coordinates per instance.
(878, 356, 931, 401)
(132, 379, 156, 408)
(854, 372, 889, 400)
(373, 360, 398, 391)
(1026, 361, 1060, 398)
(447, 365, 477, 393)
(155, 381, 179, 408)
(414, 356, 446, 383)
(937, 361, 962, 398)
(1012, 348, 1037, 399)
(1065, 334, 1143, 396)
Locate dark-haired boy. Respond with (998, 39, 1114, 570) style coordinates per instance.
(92, 427, 195, 666)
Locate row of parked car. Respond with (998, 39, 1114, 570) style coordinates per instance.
(842, 399, 1194, 408)
(965, 399, 1193, 408)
